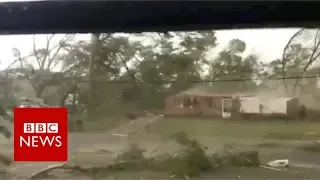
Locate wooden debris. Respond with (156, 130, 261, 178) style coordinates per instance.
(259, 165, 283, 171)
(113, 133, 128, 137)
(30, 162, 67, 179)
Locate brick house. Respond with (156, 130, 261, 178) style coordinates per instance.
(164, 82, 256, 119)
(164, 80, 304, 119)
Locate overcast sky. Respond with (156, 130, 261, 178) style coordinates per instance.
(215, 28, 299, 60)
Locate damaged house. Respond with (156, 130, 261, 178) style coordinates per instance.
(165, 81, 256, 119)
(165, 79, 306, 119)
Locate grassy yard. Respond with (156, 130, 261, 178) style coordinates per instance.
(147, 117, 320, 140)
(69, 115, 130, 132)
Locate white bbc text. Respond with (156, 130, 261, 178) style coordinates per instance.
(20, 136, 62, 147)
(23, 123, 58, 133)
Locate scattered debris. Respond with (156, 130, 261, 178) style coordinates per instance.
(267, 159, 289, 168)
(30, 162, 67, 179)
(98, 149, 115, 155)
(229, 150, 260, 167)
(306, 132, 316, 135)
(112, 133, 128, 137)
(259, 165, 283, 171)
(20, 132, 303, 179)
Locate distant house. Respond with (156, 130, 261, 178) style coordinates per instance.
(258, 78, 320, 110)
(164, 79, 305, 119)
(164, 81, 256, 119)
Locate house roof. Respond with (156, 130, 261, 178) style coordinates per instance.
(177, 81, 258, 96)
(173, 76, 320, 108)
(259, 78, 318, 97)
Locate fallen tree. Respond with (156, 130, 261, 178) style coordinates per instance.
(30, 132, 261, 179)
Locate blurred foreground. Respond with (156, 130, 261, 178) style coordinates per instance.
(0, 115, 320, 179)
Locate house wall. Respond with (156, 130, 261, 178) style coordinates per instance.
(165, 95, 201, 116)
(240, 97, 260, 113)
(239, 97, 299, 116)
(201, 96, 222, 117)
(264, 98, 288, 114)
(231, 98, 241, 119)
(164, 94, 239, 118)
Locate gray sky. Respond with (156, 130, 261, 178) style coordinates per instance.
(0, 29, 299, 70)
(214, 28, 299, 61)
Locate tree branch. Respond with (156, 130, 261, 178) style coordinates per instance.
(41, 34, 55, 70)
(292, 29, 320, 96)
(33, 35, 42, 69)
(46, 34, 75, 70)
(117, 53, 136, 81)
(281, 28, 304, 95)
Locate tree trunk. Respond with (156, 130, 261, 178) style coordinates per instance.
(35, 83, 46, 98)
(87, 34, 100, 118)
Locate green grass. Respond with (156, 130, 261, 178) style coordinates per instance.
(147, 117, 320, 140)
(255, 142, 283, 148)
(69, 114, 130, 132)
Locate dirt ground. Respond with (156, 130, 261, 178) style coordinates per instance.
(1, 116, 320, 179)
(1, 133, 319, 179)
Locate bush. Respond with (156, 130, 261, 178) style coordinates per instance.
(112, 133, 213, 178)
(166, 132, 212, 178)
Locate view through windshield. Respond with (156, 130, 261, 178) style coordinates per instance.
(1, 28, 320, 179)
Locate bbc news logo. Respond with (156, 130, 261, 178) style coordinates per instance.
(20, 123, 62, 148)
(14, 108, 68, 162)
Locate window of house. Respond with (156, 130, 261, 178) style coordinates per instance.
(175, 96, 183, 108)
(183, 97, 191, 107)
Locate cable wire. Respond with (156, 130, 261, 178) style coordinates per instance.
(67, 75, 320, 84)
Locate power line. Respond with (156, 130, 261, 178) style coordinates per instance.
(68, 75, 320, 84)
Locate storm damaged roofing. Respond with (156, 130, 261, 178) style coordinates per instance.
(178, 81, 258, 96)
